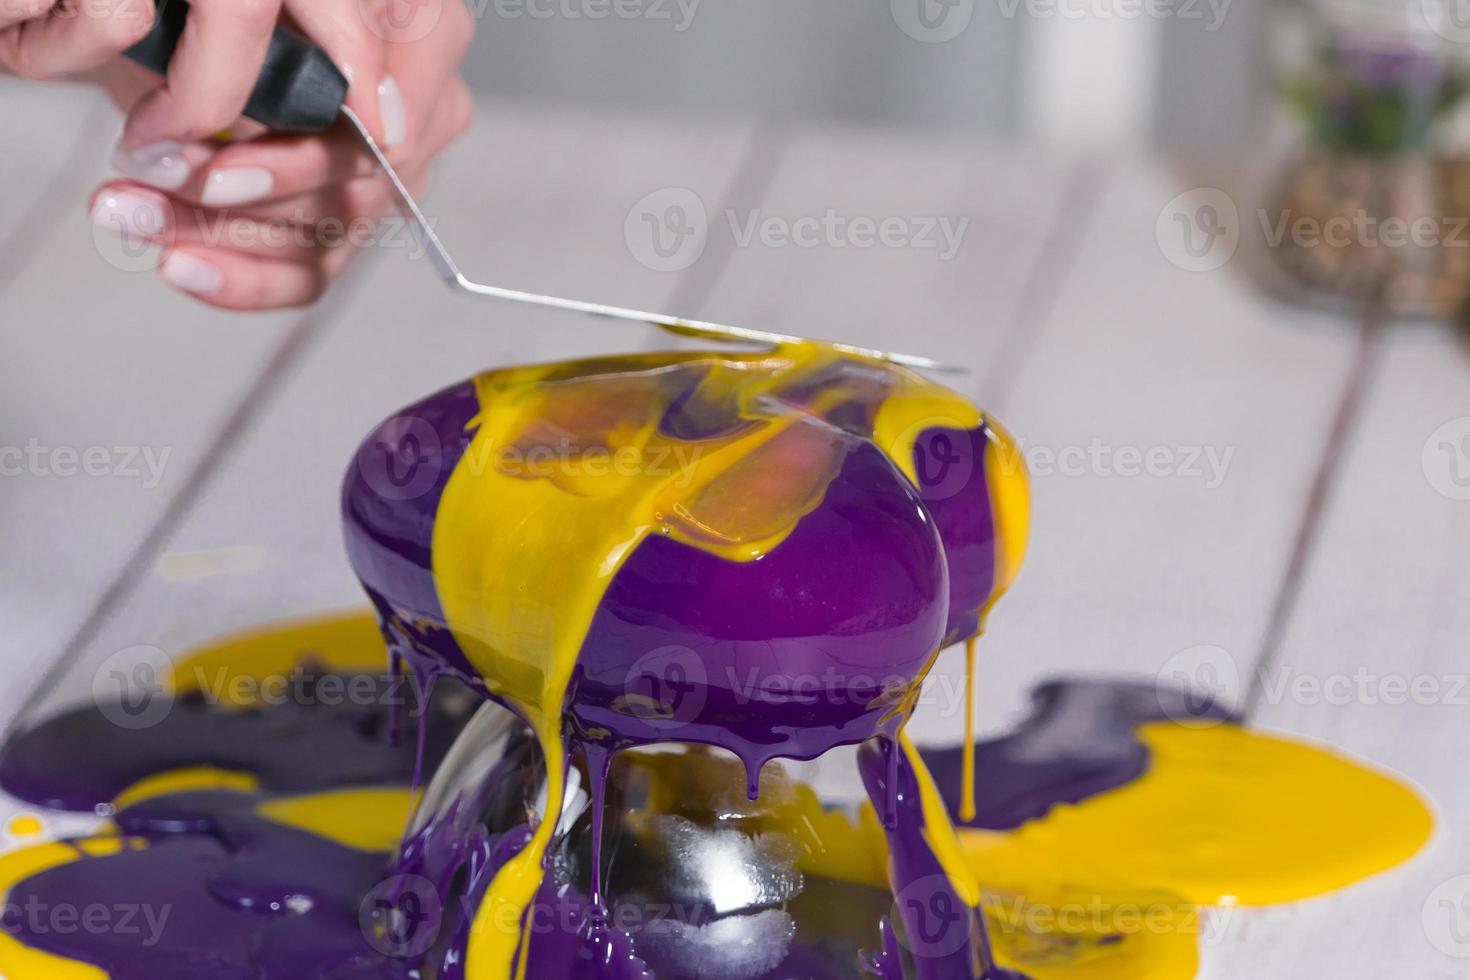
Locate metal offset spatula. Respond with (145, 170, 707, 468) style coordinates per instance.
(122, 1, 962, 374)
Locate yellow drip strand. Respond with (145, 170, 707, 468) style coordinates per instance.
(960, 636, 978, 824)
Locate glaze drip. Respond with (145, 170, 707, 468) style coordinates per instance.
(345, 346, 1028, 977)
(0, 342, 1433, 980)
(0, 655, 1434, 980)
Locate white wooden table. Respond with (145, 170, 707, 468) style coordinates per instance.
(2, 77, 1467, 977)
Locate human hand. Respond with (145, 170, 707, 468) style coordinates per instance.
(69, 0, 474, 309)
(1, 0, 153, 80)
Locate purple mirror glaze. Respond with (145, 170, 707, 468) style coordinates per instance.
(0, 351, 1043, 980)
(566, 439, 948, 779)
(342, 379, 483, 685)
(922, 679, 1236, 830)
(0, 674, 1209, 979)
(340, 361, 1003, 772)
(3, 790, 415, 980)
(908, 424, 1001, 647)
(0, 675, 471, 812)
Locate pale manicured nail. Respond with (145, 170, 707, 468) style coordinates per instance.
(379, 75, 407, 148)
(160, 252, 223, 295)
(111, 140, 191, 190)
(90, 189, 168, 239)
(201, 167, 274, 206)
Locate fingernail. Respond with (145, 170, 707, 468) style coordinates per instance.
(160, 252, 223, 295)
(111, 140, 191, 190)
(379, 75, 407, 148)
(90, 188, 168, 239)
(202, 167, 274, 206)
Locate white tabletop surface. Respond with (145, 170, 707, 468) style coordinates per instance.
(1, 77, 1467, 977)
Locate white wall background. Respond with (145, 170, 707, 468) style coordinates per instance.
(457, 0, 1273, 152)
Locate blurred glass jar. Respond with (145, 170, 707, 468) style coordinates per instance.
(1263, 0, 1470, 318)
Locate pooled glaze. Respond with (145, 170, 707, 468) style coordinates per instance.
(0, 344, 1434, 979)
(0, 615, 472, 813)
(0, 625, 1435, 980)
(922, 680, 1235, 832)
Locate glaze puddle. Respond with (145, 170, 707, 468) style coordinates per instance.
(0, 347, 1433, 979)
(0, 624, 1433, 979)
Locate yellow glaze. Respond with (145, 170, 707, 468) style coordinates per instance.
(959, 721, 1433, 908)
(958, 418, 1030, 825)
(0, 633, 1436, 980)
(169, 610, 385, 707)
(609, 721, 1429, 978)
(433, 346, 1004, 980)
(0, 342, 1435, 980)
(112, 766, 261, 811)
(0, 843, 115, 980)
(982, 416, 1029, 598)
(257, 787, 418, 853)
(901, 731, 984, 908)
(960, 637, 979, 823)
(983, 877, 1202, 980)
(6, 815, 45, 839)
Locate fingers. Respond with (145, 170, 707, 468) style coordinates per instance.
(113, 69, 469, 216)
(111, 138, 215, 191)
(157, 243, 353, 310)
(281, 0, 390, 143)
(88, 167, 432, 309)
(95, 94, 454, 240)
(76, 0, 475, 311)
(154, 163, 426, 310)
(89, 175, 398, 261)
(0, 0, 153, 79)
(86, 70, 465, 310)
(172, 126, 377, 208)
(378, 0, 474, 152)
(112, 0, 397, 198)
(155, 0, 458, 206)
(82, 58, 163, 114)
(0, 0, 55, 32)
(110, 0, 395, 150)
(121, 0, 282, 145)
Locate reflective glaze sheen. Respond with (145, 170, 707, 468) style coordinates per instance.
(0, 626, 1435, 980)
(0, 344, 1433, 980)
(342, 346, 1029, 979)
(343, 349, 1027, 770)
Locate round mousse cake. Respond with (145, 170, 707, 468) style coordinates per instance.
(341, 347, 1027, 778)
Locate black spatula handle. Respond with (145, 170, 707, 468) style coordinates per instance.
(123, 0, 348, 132)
